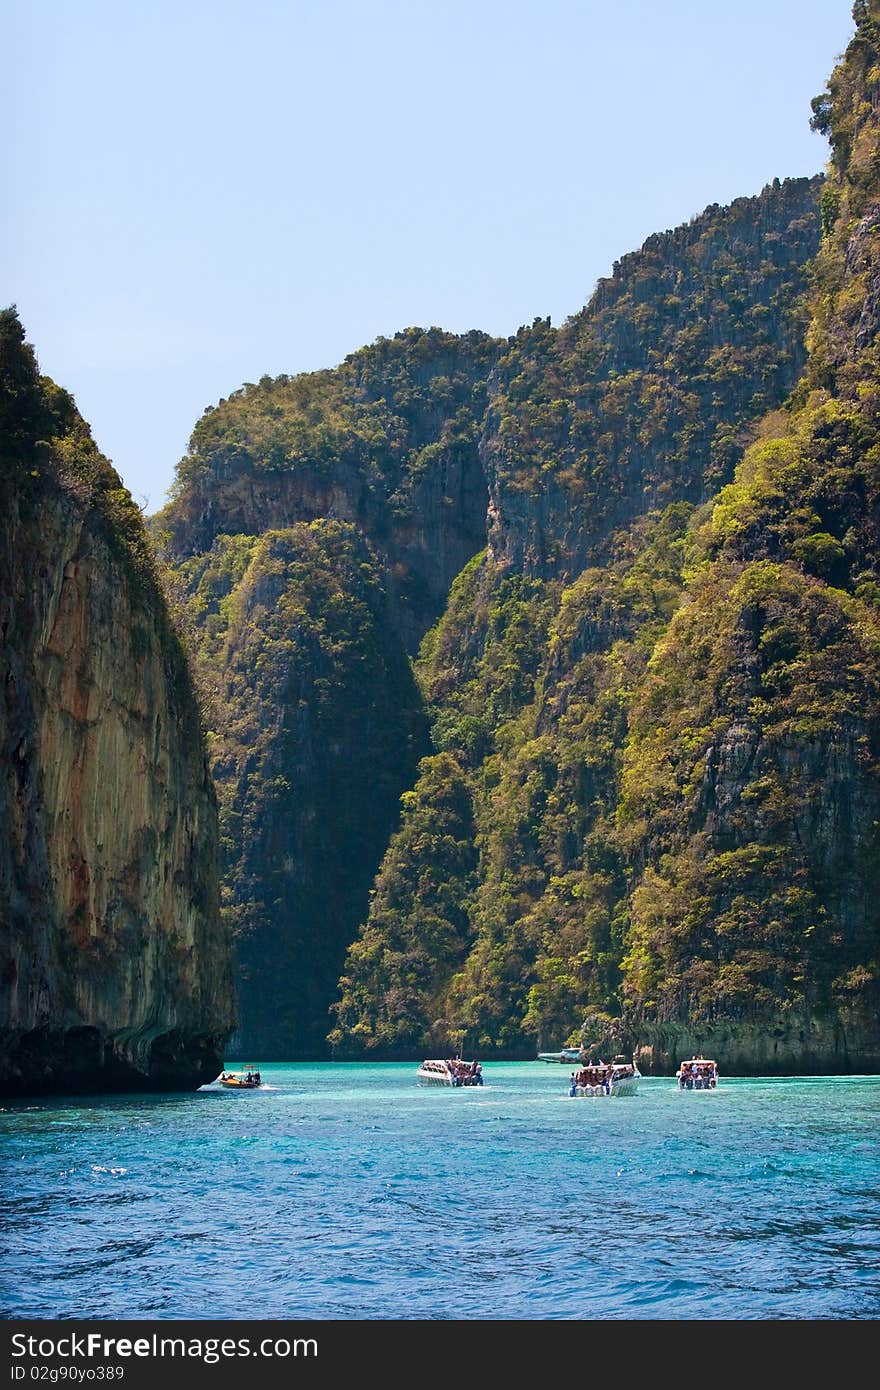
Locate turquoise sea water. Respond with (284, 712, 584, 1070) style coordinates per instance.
(1, 1063, 878, 1320)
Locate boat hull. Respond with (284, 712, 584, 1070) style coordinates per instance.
(567, 1066, 641, 1097)
(569, 1078, 639, 1097)
(416, 1068, 453, 1086)
(416, 1060, 483, 1087)
(676, 1058, 719, 1090)
(610, 1076, 639, 1096)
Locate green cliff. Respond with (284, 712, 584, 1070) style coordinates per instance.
(621, 2, 880, 1071)
(159, 328, 499, 1056)
(161, 173, 822, 1059)
(338, 4, 880, 1071)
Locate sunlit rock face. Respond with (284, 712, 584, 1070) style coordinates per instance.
(0, 312, 235, 1095)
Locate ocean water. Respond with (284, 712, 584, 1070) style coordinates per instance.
(1, 1063, 878, 1321)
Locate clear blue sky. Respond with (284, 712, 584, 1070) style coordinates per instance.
(2, 1, 855, 511)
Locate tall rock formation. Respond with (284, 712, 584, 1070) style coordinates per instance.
(351, 3, 880, 1073)
(0, 310, 235, 1094)
(621, 0, 880, 1072)
(482, 178, 822, 579)
(159, 328, 502, 1055)
(160, 175, 822, 1060)
(159, 327, 498, 653)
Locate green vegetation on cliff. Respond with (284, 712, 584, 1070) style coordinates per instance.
(482, 178, 821, 577)
(1, 308, 169, 613)
(159, 327, 498, 650)
(328, 752, 477, 1055)
(160, 326, 505, 1056)
(171, 520, 427, 1057)
(621, 561, 880, 1033)
(333, 176, 826, 1060)
(161, 38, 880, 1068)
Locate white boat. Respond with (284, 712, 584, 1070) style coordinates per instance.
(417, 1059, 484, 1087)
(676, 1056, 718, 1090)
(566, 1057, 640, 1097)
(537, 1047, 583, 1064)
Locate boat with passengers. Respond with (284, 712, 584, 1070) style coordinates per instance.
(218, 1065, 263, 1089)
(566, 1056, 640, 1097)
(676, 1056, 718, 1089)
(417, 1058, 484, 1087)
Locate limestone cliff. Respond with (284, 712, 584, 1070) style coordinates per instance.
(182, 522, 427, 1058)
(332, 182, 827, 1061)
(0, 311, 235, 1094)
(619, 3, 880, 1072)
(159, 328, 497, 654)
(332, 10, 880, 1072)
(158, 329, 494, 1055)
(481, 177, 822, 579)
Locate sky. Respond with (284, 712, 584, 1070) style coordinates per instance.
(2, 1, 857, 512)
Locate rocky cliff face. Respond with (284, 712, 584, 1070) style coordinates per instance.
(160, 170, 849, 1070)
(619, 3, 880, 1071)
(620, 562, 880, 1073)
(186, 522, 427, 1058)
(0, 311, 235, 1094)
(159, 330, 497, 1055)
(330, 182, 836, 1062)
(330, 14, 880, 1075)
(481, 177, 822, 579)
(159, 327, 497, 655)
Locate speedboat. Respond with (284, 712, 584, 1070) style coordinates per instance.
(218, 1066, 262, 1089)
(537, 1047, 583, 1064)
(417, 1059, 483, 1087)
(676, 1057, 718, 1089)
(566, 1057, 640, 1097)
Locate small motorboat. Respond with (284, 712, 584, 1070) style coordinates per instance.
(218, 1065, 263, 1089)
(417, 1059, 483, 1087)
(566, 1057, 640, 1097)
(676, 1057, 718, 1089)
(538, 1047, 583, 1064)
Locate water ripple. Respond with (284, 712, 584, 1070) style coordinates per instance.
(1, 1066, 878, 1319)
